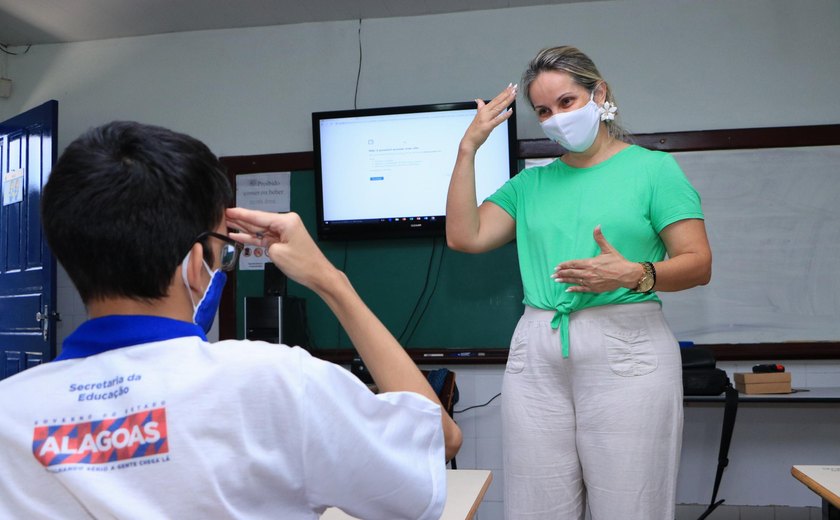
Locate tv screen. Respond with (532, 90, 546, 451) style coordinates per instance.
(312, 101, 517, 240)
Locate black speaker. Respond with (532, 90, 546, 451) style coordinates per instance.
(244, 296, 308, 348)
(264, 263, 287, 297)
(350, 358, 374, 385)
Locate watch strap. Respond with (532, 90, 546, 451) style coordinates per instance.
(636, 261, 656, 293)
(645, 261, 656, 287)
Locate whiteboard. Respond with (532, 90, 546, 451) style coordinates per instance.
(659, 145, 840, 344)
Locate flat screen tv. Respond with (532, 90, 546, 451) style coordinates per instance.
(312, 101, 517, 240)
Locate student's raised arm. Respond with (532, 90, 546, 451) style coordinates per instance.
(446, 84, 517, 254)
(225, 207, 462, 460)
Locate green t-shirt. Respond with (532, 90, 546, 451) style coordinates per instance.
(486, 145, 703, 356)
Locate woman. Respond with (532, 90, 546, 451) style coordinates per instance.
(446, 46, 712, 519)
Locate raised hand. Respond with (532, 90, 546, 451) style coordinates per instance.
(225, 207, 339, 294)
(460, 83, 517, 154)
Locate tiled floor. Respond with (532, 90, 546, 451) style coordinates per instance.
(474, 503, 822, 520)
(675, 504, 821, 520)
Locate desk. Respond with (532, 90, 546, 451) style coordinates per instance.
(684, 386, 840, 404)
(792, 466, 840, 519)
(320, 469, 492, 520)
(682, 388, 840, 509)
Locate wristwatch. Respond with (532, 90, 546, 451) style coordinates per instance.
(635, 262, 656, 293)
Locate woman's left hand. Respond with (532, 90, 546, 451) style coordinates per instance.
(551, 225, 641, 293)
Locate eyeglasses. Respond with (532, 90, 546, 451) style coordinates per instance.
(195, 231, 244, 272)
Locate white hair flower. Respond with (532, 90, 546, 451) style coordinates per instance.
(598, 101, 618, 122)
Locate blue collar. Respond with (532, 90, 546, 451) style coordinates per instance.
(56, 315, 207, 361)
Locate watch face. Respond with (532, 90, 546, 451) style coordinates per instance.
(638, 275, 655, 292)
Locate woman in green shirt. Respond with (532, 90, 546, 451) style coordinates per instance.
(446, 46, 712, 520)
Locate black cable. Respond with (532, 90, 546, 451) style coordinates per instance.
(404, 237, 445, 343)
(354, 18, 362, 109)
(336, 240, 349, 347)
(397, 239, 437, 343)
(399, 241, 436, 342)
(0, 43, 31, 55)
(454, 393, 501, 414)
(295, 297, 317, 350)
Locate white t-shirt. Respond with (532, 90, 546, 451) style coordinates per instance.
(0, 316, 446, 519)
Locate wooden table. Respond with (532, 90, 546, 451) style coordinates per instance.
(791, 465, 840, 519)
(320, 469, 493, 520)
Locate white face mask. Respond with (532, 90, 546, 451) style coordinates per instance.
(539, 90, 601, 153)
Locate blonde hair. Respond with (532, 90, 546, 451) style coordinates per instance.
(522, 46, 629, 141)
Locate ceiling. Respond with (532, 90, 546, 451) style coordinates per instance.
(0, 0, 602, 46)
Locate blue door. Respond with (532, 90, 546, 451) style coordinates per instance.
(0, 100, 59, 380)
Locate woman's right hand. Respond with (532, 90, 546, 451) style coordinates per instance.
(446, 84, 518, 253)
(460, 84, 518, 154)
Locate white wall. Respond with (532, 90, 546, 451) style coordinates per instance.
(4, 0, 839, 515)
(2, 0, 839, 153)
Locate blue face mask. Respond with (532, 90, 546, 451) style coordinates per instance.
(181, 251, 228, 334)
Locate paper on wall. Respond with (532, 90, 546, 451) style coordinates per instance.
(2, 168, 24, 206)
(235, 172, 290, 270)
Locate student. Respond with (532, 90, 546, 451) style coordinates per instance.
(0, 121, 461, 519)
(446, 46, 711, 519)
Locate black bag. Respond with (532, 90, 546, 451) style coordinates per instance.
(681, 347, 729, 396)
(680, 346, 739, 520)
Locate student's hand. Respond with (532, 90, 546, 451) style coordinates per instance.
(459, 84, 517, 155)
(551, 225, 641, 293)
(225, 207, 341, 293)
(228, 208, 463, 460)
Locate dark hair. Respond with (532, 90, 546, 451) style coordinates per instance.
(41, 121, 233, 304)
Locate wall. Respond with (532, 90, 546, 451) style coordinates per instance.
(3, 0, 839, 152)
(4, 0, 839, 516)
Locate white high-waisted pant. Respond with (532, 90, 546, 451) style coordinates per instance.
(502, 303, 683, 520)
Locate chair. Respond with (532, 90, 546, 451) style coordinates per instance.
(352, 361, 460, 467)
(423, 368, 459, 469)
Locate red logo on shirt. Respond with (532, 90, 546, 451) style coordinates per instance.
(32, 408, 169, 466)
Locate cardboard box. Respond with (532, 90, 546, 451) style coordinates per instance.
(734, 372, 792, 394)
